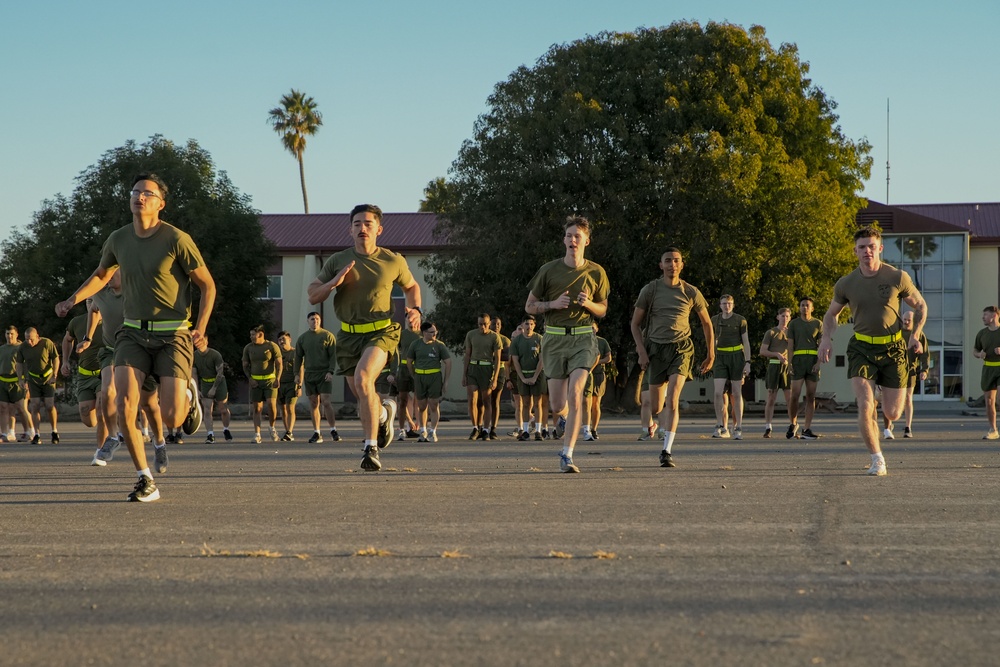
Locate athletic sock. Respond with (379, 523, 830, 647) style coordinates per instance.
(364, 439, 377, 449)
(154, 443, 165, 450)
(562, 445, 574, 458)
(663, 431, 676, 454)
(137, 468, 151, 479)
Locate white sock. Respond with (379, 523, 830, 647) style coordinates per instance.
(583, 425, 591, 435)
(137, 468, 151, 479)
(364, 438, 376, 448)
(154, 443, 165, 450)
(522, 422, 529, 431)
(562, 445, 574, 458)
(764, 423, 771, 430)
(663, 431, 676, 454)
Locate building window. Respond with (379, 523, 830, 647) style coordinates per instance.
(260, 275, 282, 300)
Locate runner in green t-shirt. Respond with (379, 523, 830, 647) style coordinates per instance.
(306, 204, 422, 472)
(582, 324, 612, 441)
(16, 328, 61, 444)
(63, 308, 107, 451)
(818, 226, 927, 477)
(973, 306, 1000, 440)
(407, 321, 452, 441)
(882, 310, 929, 439)
(0, 326, 32, 442)
(487, 316, 512, 440)
(294, 311, 340, 444)
(193, 333, 231, 443)
(511, 315, 548, 441)
(56, 173, 216, 502)
(710, 295, 751, 440)
(630, 248, 714, 468)
(243, 325, 282, 443)
(275, 330, 299, 441)
(525, 216, 610, 473)
(394, 323, 422, 441)
(786, 297, 824, 440)
(759, 308, 792, 439)
(463, 314, 502, 441)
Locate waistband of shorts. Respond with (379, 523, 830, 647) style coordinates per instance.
(251, 373, 276, 381)
(28, 369, 53, 380)
(768, 359, 784, 364)
(201, 377, 216, 383)
(341, 319, 391, 334)
(0, 375, 18, 383)
(414, 368, 441, 375)
(77, 367, 101, 377)
(470, 360, 492, 366)
(546, 325, 593, 336)
(793, 350, 818, 356)
(123, 318, 191, 332)
(717, 345, 743, 353)
(853, 331, 902, 345)
(985, 361, 1000, 367)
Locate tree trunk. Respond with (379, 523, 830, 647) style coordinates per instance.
(298, 153, 309, 214)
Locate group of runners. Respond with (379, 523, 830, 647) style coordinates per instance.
(14, 169, 1000, 501)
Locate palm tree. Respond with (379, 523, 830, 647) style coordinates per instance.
(267, 89, 323, 213)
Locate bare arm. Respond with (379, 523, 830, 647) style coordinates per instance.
(817, 299, 847, 364)
(307, 261, 356, 305)
(696, 308, 715, 374)
(630, 307, 649, 369)
(401, 279, 422, 330)
(55, 266, 116, 317)
(903, 291, 928, 355)
(61, 331, 74, 377)
(189, 266, 216, 344)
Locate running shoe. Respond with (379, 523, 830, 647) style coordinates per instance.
(126, 475, 160, 502)
(583, 432, 595, 441)
(800, 429, 820, 440)
(405, 429, 421, 439)
(733, 428, 743, 441)
(763, 427, 772, 439)
(468, 427, 479, 440)
(253, 432, 262, 444)
(867, 459, 888, 476)
(360, 444, 381, 471)
(173, 432, 184, 445)
(559, 453, 579, 473)
(182, 378, 202, 435)
(518, 431, 531, 441)
(280, 432, 292, 442)
(377, 399, 396, 449)
(659, 450, 676, 468)
(542, 429, 550, 440)
(983, 429, 999, 440)
(154, 446, 168, 474)
(396, 430, 406, 441)
(51, 432, 60, 445)
(430, 430, 438, 442)
(477, 428, 489, 441)
(270, 426, 279, 442)
(329, 428, 341, 442)
(534, 431, 542, 441)
(786, 424, 799, 439)
(591, 430, 600, 440)
(31, 434, 41, 445)
(903, 427, 913, 439)
(488, 428, 498, 440)
(92, 436, 121, 466)
(712, 426, 730, 439)
(555, 416, 567, 439)
(308, 432, 323, 444)
(882, 427, 894, 440)
(223, 429, 233, 442)
(507, 429, 521, 437)
(206, 433, 216, 444)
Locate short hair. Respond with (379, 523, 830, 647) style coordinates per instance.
(778, 307, 792, 316)
(854, 225, 882, 241)
(251, 325, 265, 335)
(492, 315, 502, 325)
(984, 306, 999, 314)
(25, 327, 37, 336)
(661, 247, 683, 260)
(799, 296, 814, 306)
(278, 330, 291, 339)
(420, 321, 437, 332)
(132, 173, 168, 199)
(720, 294, 734, 302)
(350, 204, 383, 224)
(307, 311, 321, 320)
(522, 314, 536, 323)
(564, 215, 591, 236)
(5, 325, 17, 333)
(478, 313, 491, 322)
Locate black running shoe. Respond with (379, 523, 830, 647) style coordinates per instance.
(126, 475, 160, 502)
(659, 450, 676, 468)
(182, 378, 202, 435)
(488, 428, 498, 440)
(360, 444, 381, 471)
(173, 432, 184, 445)
(154, 446, 168, 473)
(786, 424, 799, 439)
(205, 433, 215, 444)
(763, 427, 772, 439)
(223, 429, 233, 442)
(534, 431, 542, 441)
(308, 432, 323, 444)
(165, 433, 176, 445)
(592, 430, 600, 440)
(477, 428, 489, 441)
(31, 434, 41, 445)
(51, 431, 60, 444)
(405, 429, 421, 439)
(518, 431, 531, 441)
(468, 427, 479, 440)
(280, 432, 292, 442)
(329, 428, 341, 442)
(800, 429, 819, 440)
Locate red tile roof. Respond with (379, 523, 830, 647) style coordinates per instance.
(260, 212, 445, 254)
(896, 203, 1000, 244)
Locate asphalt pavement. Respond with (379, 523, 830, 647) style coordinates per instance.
(2, 413, 1000, 666)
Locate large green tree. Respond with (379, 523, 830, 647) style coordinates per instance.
(267, 89, 323, 214)
(423, 22, 872, 408)
(0, 135, 275, 381)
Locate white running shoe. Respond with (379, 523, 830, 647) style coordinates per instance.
(882, 427, 894, 440)
(867, 459, 888, 476)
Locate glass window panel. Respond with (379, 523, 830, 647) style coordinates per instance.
(943, 375, 963, 399)
(942, 292, 962, 319)
(920, 264, 942, 291)
(922, 319, 942, 346)
(923, 292, 942, 319)
(942, 234, 964, 262)
(943, 321, 963, 347)
(901, 236, 923, 262)
(883, 237, 903, 265)
(943, 264, 963, 290)
(943, 349, 963, 375)
(923, 235, 942, 262)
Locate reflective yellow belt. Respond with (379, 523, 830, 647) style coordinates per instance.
(123, 318, 190, 332)
(29, 369, 53, 380)
(985, 361, 1000, 367)
(202, 377, 216, 383)
(793, 350, 818, 356)
(414, 368, 441, 375)
(0, 375, 18, 383)
(251, 373, 275, 381)
(400, 359, 409, 364)
(546, 325, 593, 336)
(341, 319, 391, 334)
(768, 359, 783, 364)
(717, 345, 743, 353)
(78, 367, 101, 377)
(470, 360, 492, 366)
(854, 331, 902, 345)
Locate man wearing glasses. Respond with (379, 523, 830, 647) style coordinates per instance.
(56, 173, 215, 502)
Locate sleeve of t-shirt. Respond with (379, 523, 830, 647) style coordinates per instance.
(315, 255, 342, 285)
(99, 234, 119, 271)
(762, 330, 774, 347)
(832, 276, 849, 305)
(394, 254, 415, 288)
(527, 265, 548, 300)
(633, 282, 652, 312)
(975, 330, 985, 353)
(593, 266, 610, 303)
(897, 270, 915, 299)
(241, 345, 250, 366)
(739, 317, 748, 334)
(175, 231, 206, 274)
(692, 286, 708, 313)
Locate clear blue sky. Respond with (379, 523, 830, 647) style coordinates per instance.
(1, 0, 997, 243)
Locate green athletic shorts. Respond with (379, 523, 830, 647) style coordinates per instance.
(540, 332, 597, 381)
(337, 322, 400, 377)
(847, 337, 907, 389)
(584, 371, 607, 398)
(27, 378, 55, 399)
(76, 370, 102, 402)
(413, 370, 444, 400)
(249, 378, 277, 403)
(516, 370, 547, 397)
(646, 338, 694, 386)
(791, 353, 821, 382)
(396, 362, 414, 393)
(765, 361, 790, 391)
(712, 350, 745, 382)
(981, 364, 1000, 392)
(200, 378, 229, 403)
(114, 327, 193, 382)
(466, 363, 494, 391)
(0, 379, 24, 403)
(303, 370, 333, 397)
(278, 381, 298, 405)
